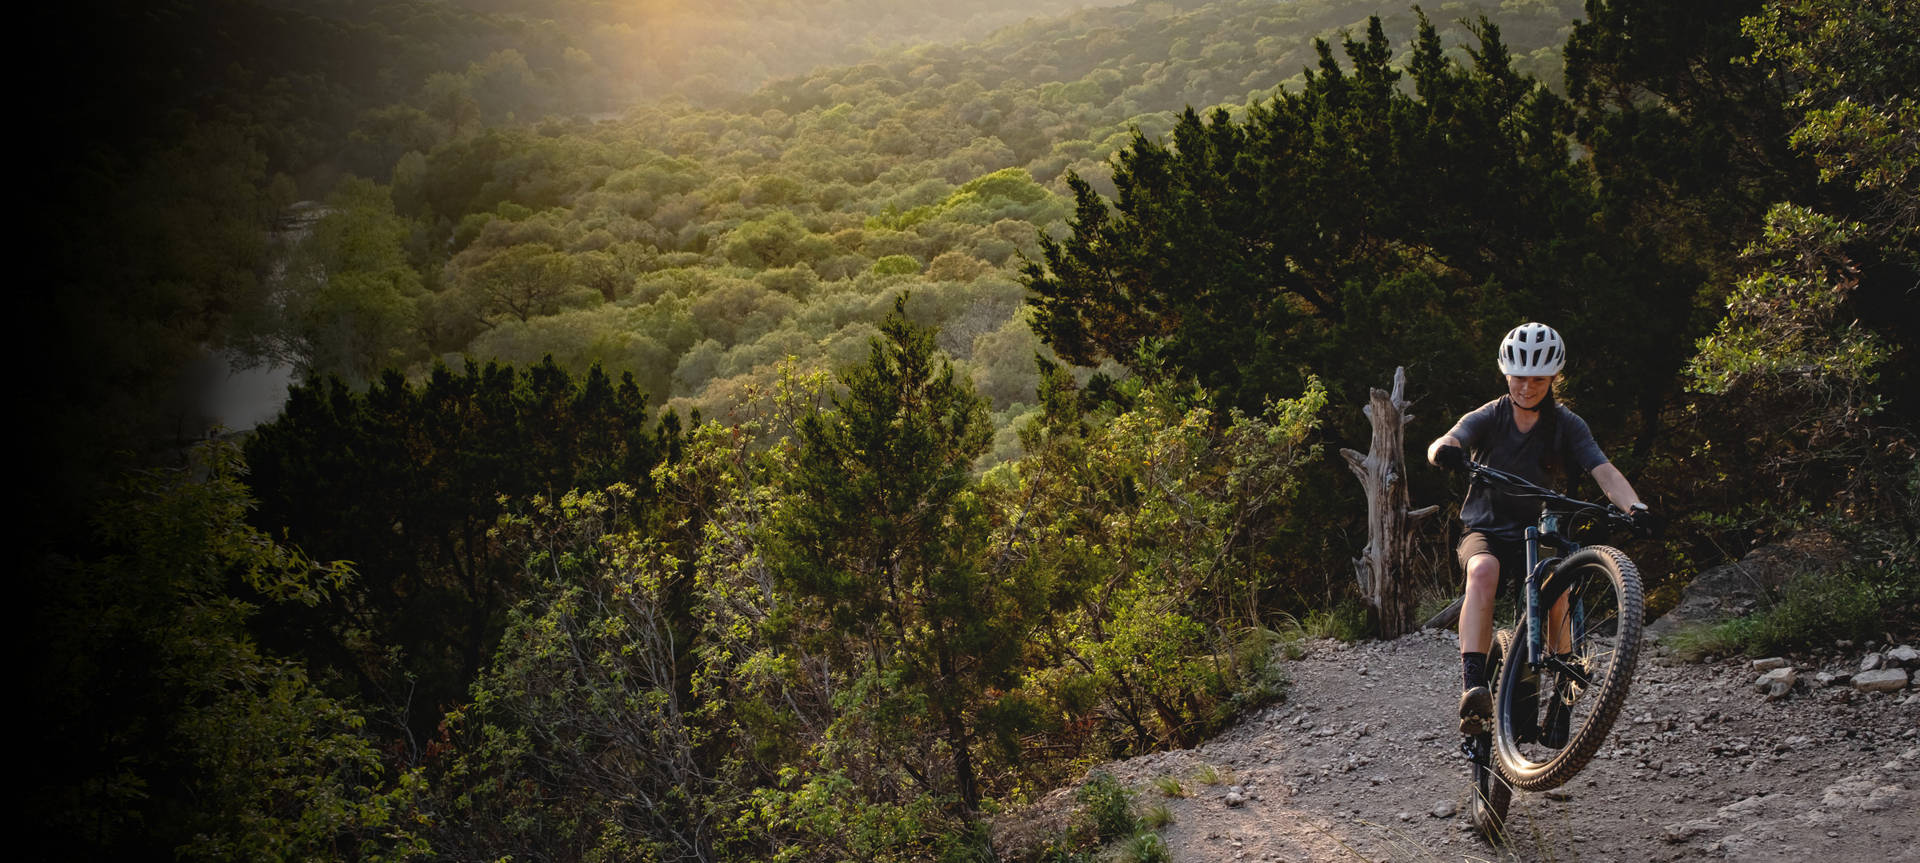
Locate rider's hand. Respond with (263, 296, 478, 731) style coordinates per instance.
(1434, 444, 1467, 472)
(1628, 504, 1664, 539)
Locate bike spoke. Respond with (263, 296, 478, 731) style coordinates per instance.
(1546, 654, 1597, 689)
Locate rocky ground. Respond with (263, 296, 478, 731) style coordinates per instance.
(994, 630, 1918, 862)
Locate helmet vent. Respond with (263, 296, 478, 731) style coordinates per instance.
(1497, 322, 1567, 376)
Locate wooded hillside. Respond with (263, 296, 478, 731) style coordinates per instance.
(27, 1, 1916, 859)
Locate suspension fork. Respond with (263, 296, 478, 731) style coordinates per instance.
(1523, 518, 1568, 668)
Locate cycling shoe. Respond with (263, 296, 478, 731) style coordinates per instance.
(1459, 686, 1492, 736)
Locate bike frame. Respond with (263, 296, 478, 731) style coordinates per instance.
(1477, 464, 1625, 686)
(1522, 514, 1594, 684)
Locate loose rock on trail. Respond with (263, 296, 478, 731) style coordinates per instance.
(995, 630, 1918, 861)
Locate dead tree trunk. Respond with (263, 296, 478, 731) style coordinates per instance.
(1341, 367, 1439, 638)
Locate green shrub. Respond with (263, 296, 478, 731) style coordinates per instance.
(1074, 772, 1136, 844)
(1414, 585, 1460, 629)
(1216, 626, 1290, 725)
(1671, 554, 1919, 659)
(1665, 622, 1745, 662)
(1298, 598, 1373, 641)
(1117, 833, 1170, 863)
(936, 823, 997, 863)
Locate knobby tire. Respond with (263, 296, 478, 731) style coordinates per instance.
(1492, 545, 1643, 791)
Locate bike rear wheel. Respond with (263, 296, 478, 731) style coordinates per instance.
(1493, 545, 1643, 791)
(1470, 629, 1515, 840)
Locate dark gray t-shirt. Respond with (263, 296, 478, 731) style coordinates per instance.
(1446, 396, 1609, 539)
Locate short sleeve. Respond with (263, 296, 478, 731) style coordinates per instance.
(1560, 408, 1609, 474)
(1446, 399, 1501, 449)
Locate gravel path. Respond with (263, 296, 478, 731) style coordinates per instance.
(997, 630, 1918, 861)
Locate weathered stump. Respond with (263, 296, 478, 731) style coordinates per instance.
(1341, 367, 1439, 638)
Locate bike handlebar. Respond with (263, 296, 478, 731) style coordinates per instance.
(1462, 458, 1641, 532)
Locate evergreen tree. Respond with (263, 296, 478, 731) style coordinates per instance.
(243, 358, 680, 745)
(1563, 0, 1823, 447)
(1023, 14, 1670, 447)
(774, 298, 1007, 814)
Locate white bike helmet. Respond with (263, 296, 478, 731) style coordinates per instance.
(1498, 322, 1566, 376)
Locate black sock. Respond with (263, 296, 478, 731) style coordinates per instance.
(1462, 652, 1488, 690)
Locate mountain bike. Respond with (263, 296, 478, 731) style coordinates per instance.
(1457, 459, 1647, 839)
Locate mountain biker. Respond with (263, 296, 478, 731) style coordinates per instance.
(1427, 322, 1651, 738)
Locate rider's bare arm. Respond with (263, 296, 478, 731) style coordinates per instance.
(1591, 462, 1643, 512)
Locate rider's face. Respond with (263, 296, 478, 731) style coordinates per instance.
(1507, 374, 1555, 410)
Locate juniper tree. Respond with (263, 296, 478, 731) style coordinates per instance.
(774, 298, 1011, 815)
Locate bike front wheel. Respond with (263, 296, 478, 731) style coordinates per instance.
(1492, 545, 1643, 791)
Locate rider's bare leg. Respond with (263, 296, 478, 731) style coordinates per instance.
(1460, 552, 1501, 655)
(1458, 552, 1501, 735)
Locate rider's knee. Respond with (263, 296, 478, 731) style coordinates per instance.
(1464, 556, 1501, 597)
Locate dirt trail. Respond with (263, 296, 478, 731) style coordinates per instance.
(999, 630, 1918, 862)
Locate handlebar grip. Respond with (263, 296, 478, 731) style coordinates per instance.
(1627, 508, 1665, 539)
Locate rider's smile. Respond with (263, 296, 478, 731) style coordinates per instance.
(1507, 374, 1553, 412)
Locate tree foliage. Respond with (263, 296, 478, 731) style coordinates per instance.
(243, 358, 682, 744)
(268, 178, 431, 385)
(174, 1, 1588, 438)
(1005, 361, 1326, 749)
(774, 299, 1002, 813)
(1678, 0, 1918, 530)
(424, 302, 1329, 859)
(1023, 12, 1675, 442)
(27, 442, 424, 859)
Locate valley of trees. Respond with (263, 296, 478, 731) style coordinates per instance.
(27, 0, 1916, 859)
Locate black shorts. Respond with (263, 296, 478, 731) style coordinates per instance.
(1457, 531, 1527, 598)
